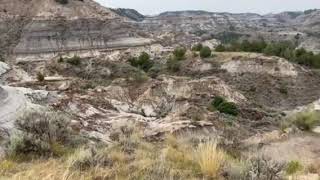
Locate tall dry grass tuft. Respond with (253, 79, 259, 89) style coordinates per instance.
(195, 141, 226, 178)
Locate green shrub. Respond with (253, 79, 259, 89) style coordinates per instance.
(55, 0, 68, 4)
(213, 31, 243, 44)
(200, 46, 212, 58)
(166, 58, 181, 72)
(0, 54, 4, 62)
(128, 52, 153, 72)
(286, 111, 320, 131)
(217, 102, 239, 116)
(286, 161, 303, 175)
(66, 56, 81, 66)
(218, 39, 320, 68)
(279, 85, 288, 95)
(304, 9, 318, 15)
(148, 65, 162, 78)
(215, 44, 226, 52)
(211, 96, 239, 116)
(173, 47, 187, 61)
(58, 56, 64, 63)
(192, 43, 203, 51)
(192, 52, 198, 57)
(211, 96, 225, 108)
(36, 72, 45, 82)
(130, 70, 148, 84)
(7, 110, 71, 158)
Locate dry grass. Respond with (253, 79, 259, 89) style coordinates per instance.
(195, 141, 226, 178)
(282, 110, 320, 131)
(0, 160, 19, 177)
(307, 162, 320, 174)
(8, 159, 112, 180)
(0, 130, 231, 180)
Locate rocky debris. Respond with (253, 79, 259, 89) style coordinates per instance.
(103, 75, 246, 118)
(0, 62, 10, 76)
(202, 39, 220, 49)
(39, 52, 320, 142)
(221, 57, 298, 77)
(0, 86, 53, 135)
(215, 53, 320, 111)
(289, 98, 320, 113)
(47, 70, 257, 142)
(58, 81, 71, 91)
(144, 120, 215, 137)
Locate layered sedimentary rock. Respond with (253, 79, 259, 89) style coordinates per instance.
(13, 19, 152, 54)
(0, 0, 153, 60)
(1, 0, 320, 58)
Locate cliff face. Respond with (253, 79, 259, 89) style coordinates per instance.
(137, 10, 320, 51)
(0, 0, 319, 59)
(0, 0, 152, 60)
(13, 18, 151, 54)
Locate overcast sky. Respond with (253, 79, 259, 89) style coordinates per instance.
(95, 0, 320, 15)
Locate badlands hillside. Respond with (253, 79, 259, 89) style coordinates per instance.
(0, 0, 320, 179)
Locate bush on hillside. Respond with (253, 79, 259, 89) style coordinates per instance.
(148, 65, 162, 78)
(173, 47, 187, 61)
(36, 72, 45, 82)
(217, 39, 320, 69)
(7, 110, 72, 158)
(212, 96, 225, 107)
(247, 156, 285, 180)
(166, 58, 181, 72)
(215, 44, 226, 52)
(211, 96, 239, 116)
(66, 55, 81, 66)
(200, 46, 212, 58)
(217, 102, 239, 116)
(285, 161, 303, 175)
(213, 31, 243, 44)
(55, 0, 68, 4)
(285, 111, 320, 131)
(128, 52, 153, 72)
(192, 43, 203, 51)
(0, 54, 4, 62)
(58, 56, 64, 63)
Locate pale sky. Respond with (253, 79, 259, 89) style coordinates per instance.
(94, 0, 320, 15)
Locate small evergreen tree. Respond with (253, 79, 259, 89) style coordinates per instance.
(37, 72, 45, 82)
(128, 52, 153, 72)
(173, 47, 187, 61)
(215, 44, 226, 52)
(192, 43, 203, 51)
(200, 46, 212, 58)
